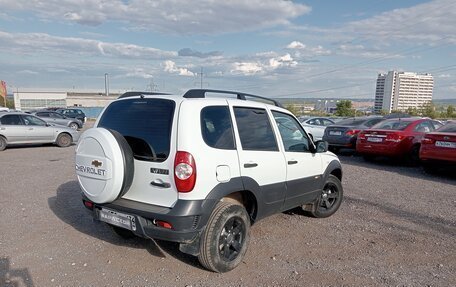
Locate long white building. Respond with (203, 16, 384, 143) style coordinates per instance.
(374, 71, 433, 113)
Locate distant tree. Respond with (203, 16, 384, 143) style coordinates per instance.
(379, 109, 389, 116)
(421, 101, 438, 119)
(406, 107, 419, 116)
(285, 104, 300, 116)
(446, 105, 455, 118)
(335, 100, 355, 117)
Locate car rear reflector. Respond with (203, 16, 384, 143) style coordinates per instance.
(155, 220, 173, 229)
(345, 129, 361, 136)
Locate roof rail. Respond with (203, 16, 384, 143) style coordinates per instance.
(118, 91, 170, 99)
(183, 89, 283, 108)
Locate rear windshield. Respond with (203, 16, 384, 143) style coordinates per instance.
(437, 123, 456, 133)
(98, 98, 175, 162)
(336, 118, 369, 126)
(372, 120, 412, 130)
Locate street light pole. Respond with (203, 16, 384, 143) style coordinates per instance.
(104, 73, 109, 96)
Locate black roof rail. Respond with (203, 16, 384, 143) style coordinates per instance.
(183, 89, 283, 108)
(118, 91, 170, 99)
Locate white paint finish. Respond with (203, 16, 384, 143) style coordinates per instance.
(216, 165, 231, 183)
(75, 128, 125, 204)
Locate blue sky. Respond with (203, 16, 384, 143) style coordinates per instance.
(0, 0, 455, 99)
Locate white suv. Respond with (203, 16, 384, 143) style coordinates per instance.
(75, 89, 343, 272)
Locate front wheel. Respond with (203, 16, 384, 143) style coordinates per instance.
(56, 133, 72, 147)
(198, 202, 250, 273)
(309, 175, 343, 218)
(0, 136, 6, 151)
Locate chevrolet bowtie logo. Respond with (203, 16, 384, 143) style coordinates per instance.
(91, 160, 103, 168)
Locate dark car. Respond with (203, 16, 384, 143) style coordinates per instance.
(32, 110, 83, 130)
(322, 116, 385, 152)
(56, 108, 86, 123)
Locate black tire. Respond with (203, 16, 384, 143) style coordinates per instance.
(69, 122, 79, 130)
(362, 154, 376, 161)
(310, 175, 343, 218)
(198, 202, 250, 273)
(0, 136, 6, 151)
(408, 144, 421, 165)
(329, 146, 339, 153)
(111, 226, 136, 239)
(56, 133, 72, 147)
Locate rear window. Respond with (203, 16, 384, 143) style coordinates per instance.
(336, 118, 369, 126)
(98, 98, 175, 162)
(437, 123, 456, 133)
(373, 120, 412, 130)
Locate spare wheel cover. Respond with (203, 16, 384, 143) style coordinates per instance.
(75, 128, 134, 203)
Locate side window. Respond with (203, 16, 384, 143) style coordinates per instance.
(201, 106, 235, 150)
(234, 107, 278, 151)
(366, 118, 383, 127)
(272, 111, 310, 152)
(322, 119, 334, 126)
(431, 121, 442, 130)
(414, 121, 432, 133)
(37, 112, 49, 117)
(22, 115, 46, 126)
(0, 115, 23, 125)
(52, 113, 64, 119)
(307, 118, 318, 125)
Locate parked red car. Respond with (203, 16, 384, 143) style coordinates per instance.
(356, 118, 442, 161)
(419, 122, 456, 167)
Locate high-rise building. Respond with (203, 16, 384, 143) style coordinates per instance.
(374, 71, 433, 114)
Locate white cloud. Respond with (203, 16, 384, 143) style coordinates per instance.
(344, 0, 456, 44)
(231, 53, 297, 75)
(163, 60, 195, 76)
(0, 30, 177, 59)
(0, 0, 311, 35)
(287, 41, 306, 49)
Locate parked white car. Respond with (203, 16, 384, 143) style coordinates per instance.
(299, 117, 335, 141)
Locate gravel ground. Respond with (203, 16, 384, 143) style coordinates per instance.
(0, 139, 455, 286)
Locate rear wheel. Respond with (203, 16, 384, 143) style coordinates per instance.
(69, 122, 79, 130)
(0, 136, 6, 151)
(309, 175, 343, 218)
(56, 133, 72, 147)
(198, 202, 250, 273)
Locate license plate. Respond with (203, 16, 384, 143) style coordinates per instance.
(329, 131, 342, 136)
(435, 141, 456, 148)
(367, 137, 383, 143)
(98, 208, 136, 231)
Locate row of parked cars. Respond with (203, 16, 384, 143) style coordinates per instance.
(0, 108, 86, 151)
(299, 116, 455, 170)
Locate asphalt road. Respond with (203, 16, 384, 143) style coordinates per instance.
(1, 141, 455, 286)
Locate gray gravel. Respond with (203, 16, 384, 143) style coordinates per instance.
(0, 142, 455, 286)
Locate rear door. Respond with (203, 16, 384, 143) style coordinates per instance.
(97, 98, 178, 207)
(231, 103, 287, 217)
(271, 111, 323, 210)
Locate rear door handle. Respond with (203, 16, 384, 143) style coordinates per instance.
(150, 179, 170, 188)
(288, 160, 298, 165)
(244, 163, 258, 168)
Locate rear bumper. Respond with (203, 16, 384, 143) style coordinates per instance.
(356, 142, 403, 156)
(82, 195, 216, 243)
(323, 136, 356, 148)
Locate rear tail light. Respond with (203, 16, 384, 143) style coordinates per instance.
(358, 132, 366, 140)
(346, 129, 361, 136)
(422, 137, 435, 144)
(174, 151, 196, 193)
(386, 133, 405, 142)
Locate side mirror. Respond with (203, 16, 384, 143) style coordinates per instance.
(314, 140, 328, 153)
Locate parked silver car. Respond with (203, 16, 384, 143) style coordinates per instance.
(299, 117, 335, 141)
(0, 112, 80, 151)
(32, 110, 83, 130)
